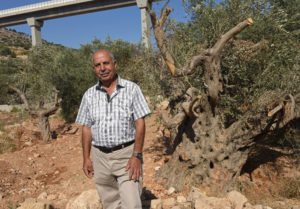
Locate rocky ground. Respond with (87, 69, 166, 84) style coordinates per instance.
(0, 110, 299, 209)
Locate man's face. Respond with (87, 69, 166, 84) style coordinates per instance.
(93, 50, 117, 83)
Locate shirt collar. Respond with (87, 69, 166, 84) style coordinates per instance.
(95, 74, 125, 91)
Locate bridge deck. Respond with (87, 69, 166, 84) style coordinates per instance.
(0, 0, 138, 27)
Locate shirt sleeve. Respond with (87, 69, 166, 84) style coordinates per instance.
(132, 85, 151, 121)
(75, 92, 93, 127)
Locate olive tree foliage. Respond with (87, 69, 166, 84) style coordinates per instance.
(0, 45, 63, 141)
(150, 0, 300, 194)
(0, 45, 60, 106)
(50, 46, 96, 122)
(0, 59, 24, 104)
(162, 0, 300, 124)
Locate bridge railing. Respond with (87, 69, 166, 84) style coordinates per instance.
(0, 0, 89, 17)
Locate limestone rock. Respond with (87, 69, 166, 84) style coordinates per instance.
(176, 196, 186, 203)
(18, 198, 54, 209)
(187, 187, 206, 202)
(37, 192, 47, 200)
(66, 189, 102, 209)
(151, 199, 162, 209)
(227, 190, 248, 209)
(168, 187, 176, 195)
(162, 197, 176, 207)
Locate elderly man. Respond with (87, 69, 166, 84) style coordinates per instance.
(76, 49, 151, 209)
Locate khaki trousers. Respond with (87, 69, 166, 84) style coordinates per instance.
(91, 144, 143, 209)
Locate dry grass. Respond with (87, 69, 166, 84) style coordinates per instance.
(279, 177, 300, 199)
(0, 110, 29, 154)
(0, 134, 16, 154)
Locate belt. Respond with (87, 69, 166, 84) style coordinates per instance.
(94, 140, 134, 153)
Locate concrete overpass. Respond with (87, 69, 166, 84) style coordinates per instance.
(0, 0, 154, 48)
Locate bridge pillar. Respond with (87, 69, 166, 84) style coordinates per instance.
(136, 0, 152, 49)
(26, 17, 44, 46)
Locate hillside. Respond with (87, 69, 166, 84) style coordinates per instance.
(0, 28, 31, 58)
(0, 109, 299, 209)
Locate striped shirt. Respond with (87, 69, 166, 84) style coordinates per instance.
(76, 76, 151, 148)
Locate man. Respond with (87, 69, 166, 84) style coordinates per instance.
(76, 49, 151, 209)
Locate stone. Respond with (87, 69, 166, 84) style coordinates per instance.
(33, 153, 40, 158)
(18, 198, 54, 209)
(253, 205, 263, 209)
(154, 166, 160, 171)
(194, 199, 214, 209)
(171, 206, 183, 209)
(38, 192, 47, 200)
(58, 193, 67, 200)
(162, 198, 176, 207)
(291, 206, 300, 209)
(159, 101, 169, 110)
(181, 202, 193, 208)
(227, 190, 248, 209)
(18, 188, 28, 194)
(187, 187, 206, 202)
(168, 187, 176, 195)
(151, 199, 162, 209)
(0, 105, 13, 112)
(65, 189, 102, 209)
(47, 194, 56, 201)
(24, 141, 33, 146)
(176, 196, 186, 203)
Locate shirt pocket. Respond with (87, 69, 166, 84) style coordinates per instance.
(116, 102, 133, 135)
(90, 99, 105, 123)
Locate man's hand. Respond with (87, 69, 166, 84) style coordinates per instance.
(82, 126, 93, 178)
(83, 158, 94, 178)
(126, 156, 142, 181)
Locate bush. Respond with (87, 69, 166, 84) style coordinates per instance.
(0, 47, 13, 56)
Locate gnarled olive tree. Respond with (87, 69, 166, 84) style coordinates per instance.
(8, 85, 60, 142)
(150, 2, 300, 194)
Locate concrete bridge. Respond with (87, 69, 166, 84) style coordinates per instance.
(0, 0, 154, 48)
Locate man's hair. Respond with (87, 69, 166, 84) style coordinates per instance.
(92, 49, 115, 63)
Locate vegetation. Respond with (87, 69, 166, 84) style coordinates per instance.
(0, 0, 299, 197)
(149, 0, 300, 194)
(0, 46, 16, 57)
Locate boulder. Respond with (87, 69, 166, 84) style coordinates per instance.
(227, 190, 248, 209)
(66, 189, 102, 209)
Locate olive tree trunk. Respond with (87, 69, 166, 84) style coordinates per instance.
(150, 2, 300, 194)
(8, 85, 60, 142)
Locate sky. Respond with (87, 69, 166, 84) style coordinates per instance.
(0, 0, 189, 49)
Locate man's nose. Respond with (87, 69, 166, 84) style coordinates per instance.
(99, 64, 105, 70)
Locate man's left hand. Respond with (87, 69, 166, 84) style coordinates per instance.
(126, 156, 142, 181)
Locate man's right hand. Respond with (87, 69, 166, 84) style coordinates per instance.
(83, 158, 94, 178)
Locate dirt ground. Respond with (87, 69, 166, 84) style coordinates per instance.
(0, 111, 299, 209)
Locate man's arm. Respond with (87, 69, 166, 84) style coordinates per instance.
(82, 125, 94, 178)
(126, 117, 145, 181)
